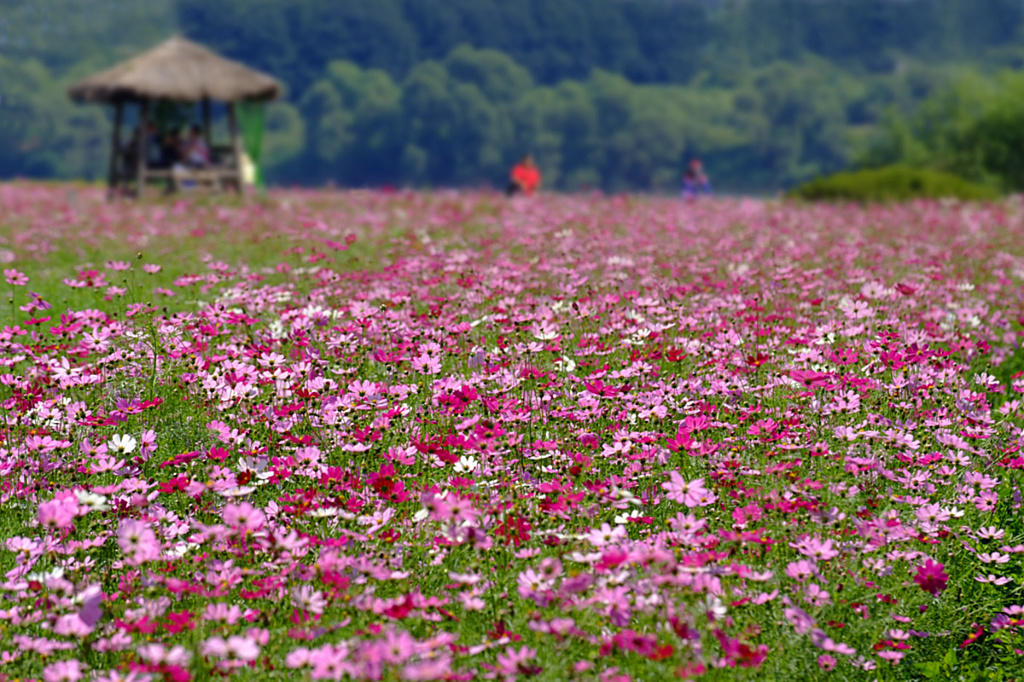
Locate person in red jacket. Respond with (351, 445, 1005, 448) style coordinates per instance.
(507, 154, 541, 196)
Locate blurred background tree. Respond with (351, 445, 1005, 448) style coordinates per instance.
(3, 0, 1024, 193)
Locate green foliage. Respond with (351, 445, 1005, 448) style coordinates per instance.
(0, 0, 177, 72)
(788, 166, 1000, 202)
(859, 69, 1024, 193)
(261, 103, 306, 169)
(284, 51, 903, 191)
(0, 56, 108, 179)
(6, 0, 1024, 191)
(175, 0, 1024, 90)
(177, 0, 713, 92)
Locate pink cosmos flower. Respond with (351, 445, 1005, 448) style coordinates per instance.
(811, 629, 857, 655)
(285, 647, 312, 668)
(784, 605, 816, 634)
(785, 559, 817, 581)
(402, 655, 453, 680)
(913, 559, 948, 596)
(117, 519, 160, 564)
(137, 643, 192, 666)
(578, 522, 624, 549)
(52, 614, 93, 638)
(421, 493, 452, 521)
(309, 645, 350, 679)
(203, 603, 244, 624)
(669, 512, 706, 535)
(37, 498, 78, 531)
(495, 645, 538, 676)
(202, 635, 260, 661)
(381, 628, 415, 664)
(517, 568, 550, 601)
(223, 501, 266, 531)
(42, 659, 83, 682)
(291, 585, 327, 614)
(458, 592, 486, 611)
(661, 472, 716, 507)
(139, 429, 157, 457)
(713, 629, 768, 668)
(792, 537, 841, 561)
(805, 583, 831, 607)
(411, 354, 441, 374)
(4, 269, 28, 286)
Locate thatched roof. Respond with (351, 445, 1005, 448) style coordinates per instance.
(68, 36, 282, 104)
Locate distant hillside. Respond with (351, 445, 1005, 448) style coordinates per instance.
(3, 0, 1024, 192)
(0, 0, 177, 71)
(5, 0, 1023, 88)
(176, 0, 1024, 94)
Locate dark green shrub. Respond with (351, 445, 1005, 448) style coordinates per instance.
(788, 166, 1000, 202)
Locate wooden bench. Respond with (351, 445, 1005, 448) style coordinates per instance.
(143, 166, 242, 194)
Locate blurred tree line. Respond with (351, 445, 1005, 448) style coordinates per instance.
(861, 70, 1024, 192)
(275, 49, 936, 192)
(3, 0, 1024, 192)
(176, 0, 1024, 91)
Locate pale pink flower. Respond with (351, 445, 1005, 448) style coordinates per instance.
(202, 635, 260, 662)
(42, 659, 83, 682)
(223, 502, 266, 531)
(495, 646, 537, 675)
(793, 537, 841, 561)
(37, 498, 78, 531)
(4, 269, 28, 286)
(661, 472, 716, 507)
(117, 520, 160, 564)
(584, 522, 626, 548)
(291, 585, 326, 614)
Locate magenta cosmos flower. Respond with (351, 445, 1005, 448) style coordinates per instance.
(913, 559, 949, 596)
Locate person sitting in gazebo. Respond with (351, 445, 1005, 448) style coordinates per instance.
(173, 125, 210, 188)
(160, 128, 182, 168)
(180, 124, 210, 168)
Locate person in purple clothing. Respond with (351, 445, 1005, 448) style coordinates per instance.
(682, 159, 712, 199)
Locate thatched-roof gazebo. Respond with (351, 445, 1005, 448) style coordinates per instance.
(68, 36, 282, 197)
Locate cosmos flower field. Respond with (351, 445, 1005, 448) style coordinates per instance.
(1, 183, 1023, 681)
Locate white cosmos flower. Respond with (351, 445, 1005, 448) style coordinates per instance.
(108, 434, 137, 455)
(291, 585, 326, 614)
(454, 456, 479, 474)
(218, 486, 256, 498)
(557, 356, 577, 373)
(74, 490, 109, 512)
(705, 595, 727, 619)
(532, 328, 559, 341)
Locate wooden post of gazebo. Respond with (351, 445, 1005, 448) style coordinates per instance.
(67, 36, 281, 199)
(202, 98, 213, 150)
(227, 102, 243, 194)
(136, 100, 149, 197)
(107, 102, 123, 197)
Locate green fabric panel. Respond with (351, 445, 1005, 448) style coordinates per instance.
(236, 101, 266, 188)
